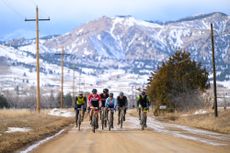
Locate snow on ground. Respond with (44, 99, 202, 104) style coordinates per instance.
(217, 80, 230, 89)
(127, 116, 229, 146)
(194, 109, 208, 115)
(20, 129, 65, 153)
(48, 108, 75, 117)
(5, 127, 32, 133)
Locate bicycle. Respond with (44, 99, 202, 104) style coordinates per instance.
(91, 107, 99, 133)
(119, 106, 125, 128)
(77, 107, 83, 131)
(107, 108, 114, 131)
(141, 107, 148, 130)
(101, 107, 107, 130)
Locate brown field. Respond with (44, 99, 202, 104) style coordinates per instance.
(0, 109, 74, 153)
(155, 109, 230, 134)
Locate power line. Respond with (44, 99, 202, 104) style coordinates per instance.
(1, 0, 25, 18)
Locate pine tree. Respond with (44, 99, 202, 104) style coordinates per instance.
(147, 50, 209, 111)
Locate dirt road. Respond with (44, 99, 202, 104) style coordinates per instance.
(30, 114, 230, 153)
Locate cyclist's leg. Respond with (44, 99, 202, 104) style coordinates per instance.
(111, 110, 114, 128)
(124, 107, 127, 121)
(145, 112, 147, 127)
(90, 108, 93, 124)
(75, 107, 80, 126)
(82, 105, 86, 121)
(138, 107, 141, 120)
(122, 107, 125, 121)
(118, 107, 121, 124)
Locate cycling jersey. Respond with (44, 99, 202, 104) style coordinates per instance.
(75, 96, 87, 109)
(117, 96, 128, 107)
(100, 93, 109, 107)
(105, 97, 116, 109)
(88, 94, 101, 108)
(76, 96, 86, 105)
(137, 95, 150, 108)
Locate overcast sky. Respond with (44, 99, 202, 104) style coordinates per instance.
(0, 0, 229, 39)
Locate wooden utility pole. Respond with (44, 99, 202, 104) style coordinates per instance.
(25, 6, 50, 113)
(55, 48, 71, 108)
(61, 47, 64, 108)
(72, 69, 75, 107)
(211, 23, 218, 117)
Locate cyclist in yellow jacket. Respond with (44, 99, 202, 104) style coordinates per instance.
(75, 92, 87, 127)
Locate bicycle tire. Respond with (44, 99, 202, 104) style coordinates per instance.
(78, 113, 81, 131)
(101, 110, 104, 130)
(92, 116, 96, 133)
(120, 109, 124, 128)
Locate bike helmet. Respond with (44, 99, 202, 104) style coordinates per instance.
(92, 89, 97, 94)
(141, 91, 146, 95)
(103, 88, 109, 93)
(109, 93, 113, 97)
(119, 92, 124, 96)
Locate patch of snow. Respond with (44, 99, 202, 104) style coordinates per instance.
(48, 108, 75, 117)
(20, 129, 65, 153)
(194, 109, 207, 115)
(217, 80, 230, 89)
(128, 116, 227, 146)
(97, 34, 101, 41)
(5, 127, 32, 133)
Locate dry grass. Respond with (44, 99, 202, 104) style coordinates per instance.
(156, 109, 230, 134)
(0, 109, 74, 153)
(175, 110, 230, 134)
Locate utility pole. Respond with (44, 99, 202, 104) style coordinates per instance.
(55, 48, 71, 108)
(211, 23, 218, 117)
(61, 47, 64, 108)
(25, 6, 50, 113)
(72, 69, 75, 107)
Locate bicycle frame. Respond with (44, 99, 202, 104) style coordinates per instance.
(91, 107, 99, 133)
(101, 107, 107, 130)
(119, 106, 125, 128)
(107, 108, 114, 131)
(77, 108, 83, 131)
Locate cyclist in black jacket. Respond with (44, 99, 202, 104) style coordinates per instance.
(137, 91, 150, 120)
(117, 92, 128, 125)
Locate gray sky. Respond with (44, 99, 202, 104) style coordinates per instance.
(0, 0, 229, 39)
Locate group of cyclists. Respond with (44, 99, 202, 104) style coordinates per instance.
(74, 88, 150, 131)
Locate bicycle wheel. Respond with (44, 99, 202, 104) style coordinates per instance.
(78, 113, 81, 131)
(92, 116, 96, 133)
(120, 110, 123, 128)
(104, 110, 107, 127)
(141, 112, 145, 130)
(101, 110, 104, 130)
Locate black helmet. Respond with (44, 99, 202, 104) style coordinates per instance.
(141, 91, 146, 95)
(109, 93, 113, 97)
(103, 88, 109, 93)
(119, 92, 124, 96)
(92, 89, 97, 94)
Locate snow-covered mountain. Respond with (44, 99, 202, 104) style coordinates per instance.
(43, 12, 230, 78)
(0, 12, 230, 97)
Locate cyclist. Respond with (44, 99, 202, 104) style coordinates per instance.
(74, 92, 87, 127)
(137, 91, 150, 126)
(117, 92, 128, 125)
(105, 93, 116, 128)
(88, 89, 101, 127)
(100, 88, 109, 119)
(100, 88, 109, 107)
